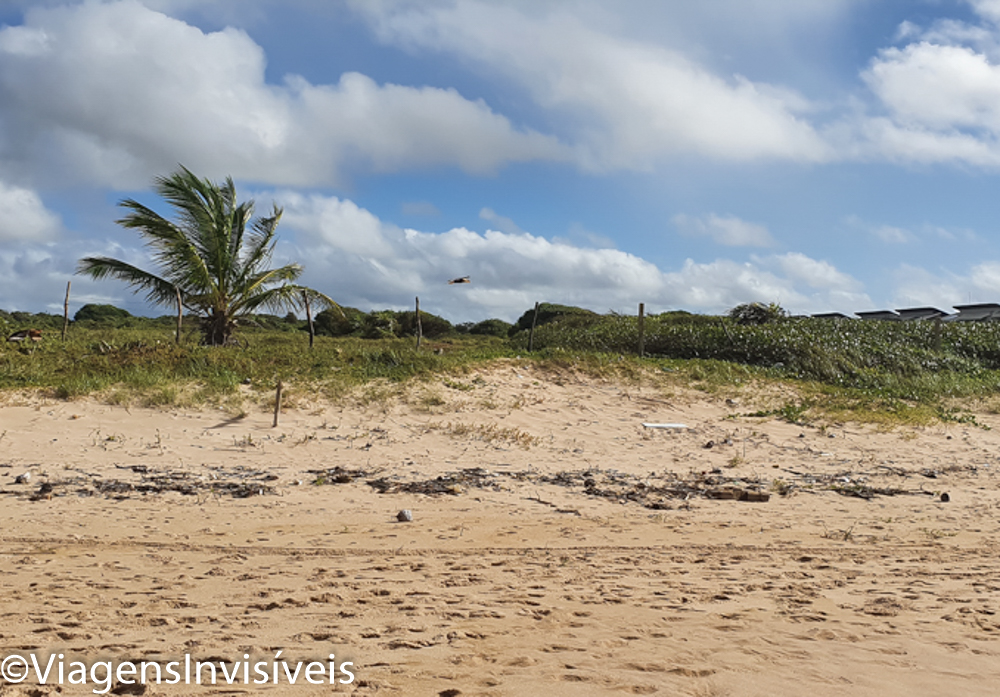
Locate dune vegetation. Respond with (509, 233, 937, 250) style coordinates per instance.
(3, 302, 1000, 426)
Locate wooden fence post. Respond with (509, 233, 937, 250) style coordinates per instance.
(638, 303, 646, 357)
(528, 301, 540, 352)
(302, 291, 314, 349)
(273, 381, 283, 428)
(61, 281, 71, 341)
(175, 287, 183, 344)
(415, 296, 423, 350)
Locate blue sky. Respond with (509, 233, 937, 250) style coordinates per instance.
(4, 0, 1000, 322)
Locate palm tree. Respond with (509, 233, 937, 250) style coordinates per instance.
(77, 166, 335, 345)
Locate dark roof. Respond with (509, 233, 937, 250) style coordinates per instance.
(895, 307, 949, 320)
(856, 310, 900, 321)
(953, 303, 1000, 321)
(811, 312, 853, 319)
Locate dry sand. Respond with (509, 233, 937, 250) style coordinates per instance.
(1, 361, 1000, 696)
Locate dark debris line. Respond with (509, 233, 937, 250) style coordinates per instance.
(307, 465, 772, 509)
(2, 464, 277, 501)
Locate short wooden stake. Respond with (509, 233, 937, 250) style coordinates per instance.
(415, 296, 423, 350)
(273, 380, 283, 428)
(175, 286, 183, 344)
(62, 281, 71, 341)
(638, 302, 645, 357)
(303, 291, 314, 349)
(528, 301, 540, 352)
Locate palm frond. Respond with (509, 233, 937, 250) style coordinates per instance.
(76, 257, 180, 308)
(237, 284, 338, 316)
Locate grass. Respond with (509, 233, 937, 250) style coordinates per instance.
(5, 314, 1000, 427)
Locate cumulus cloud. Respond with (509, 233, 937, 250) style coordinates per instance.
(271, 192, 866, 320)
(352, 0, 832, 169)
(673, 213, 775, 247)
(0, 0, 566, 189)
(853, 12, 1000, 166)
(0, 181, 60, 242)
(0, 239, 151, 314)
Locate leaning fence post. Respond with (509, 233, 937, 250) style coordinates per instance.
(61, 281, 71, 341)
(302, 291, 314, 349)
(528, 301, 540, 352)
(273, 380, 283, 428)
(415, 296, 423, 350)
(175, 286, 183, 344)
(638, 302, 645, 357)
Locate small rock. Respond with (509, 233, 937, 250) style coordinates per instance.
(703, 440, 715, 449)
(397, 509, 413, 522)
(940, 492, 950, 503)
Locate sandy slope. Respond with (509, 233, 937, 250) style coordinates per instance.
(1, 362, 999, 696)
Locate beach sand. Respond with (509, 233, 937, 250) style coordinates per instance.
(2, 361, 1000, 695)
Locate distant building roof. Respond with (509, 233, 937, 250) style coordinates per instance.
(953, 303, 1000, 321)
(895, 307, 949, 321)
(811, 312, 853, 320)
(856, 310, 901, 321)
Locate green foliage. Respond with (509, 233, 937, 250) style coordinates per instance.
(468, 318, 513, 337)
(313, 306, 366, 337)
(397, 310, 453, 338)
(74, 303, 132, 324)
(362, 310, 399, 339)
(513, 313, 1000, 401)
(510, 303, 598, 336)
(3, 311, 63, 331)
(728, 302, 788, 325)
(10, 302, 1000, 426)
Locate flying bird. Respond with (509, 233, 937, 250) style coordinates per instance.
(448, 276, 471, 285)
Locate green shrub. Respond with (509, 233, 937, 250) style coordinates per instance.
(510, 303, 598, 336)
(74, 303, 132, 324)
(397, 310, 453, 338)
(362, 310, 399, 339)
(313, 306, 366, 337)
(728, 302, 787, 325)
(469, 318, 512, 337)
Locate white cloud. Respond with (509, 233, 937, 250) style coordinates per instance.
(673, 213, 775, 247)
(352, 0, 832, 169)
(888, 261, 1000, 309)
(0, 181, 60, 242)
(853, 16, 1000, 167)
(278, 191, 395, 258)
(272, 192, 867, 320)
(0, 1, 566, 188)
(0, 239, 152, 315)
(865, 43, 1000, 133)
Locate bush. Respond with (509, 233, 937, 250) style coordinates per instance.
(728, 302, 787, 326)
(362, 311, 399, 339)
(510, 303, 598, 336)
(397, 310, 453, 338)
(469, 318, 512, 337)
(313, 306, 365, 337)
(74, 303, 132, 324)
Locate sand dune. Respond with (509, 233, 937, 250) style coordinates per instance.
(2, 362, 999, 695)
